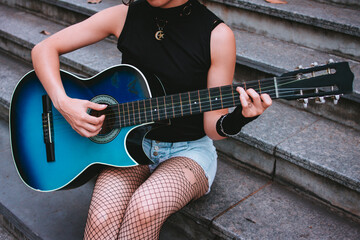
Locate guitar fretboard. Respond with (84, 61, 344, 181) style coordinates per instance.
(104, 80, 280, 129)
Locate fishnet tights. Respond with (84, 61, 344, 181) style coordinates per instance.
(84, 157, 209, 240)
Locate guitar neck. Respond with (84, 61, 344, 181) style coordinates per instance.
(105, 79, 281, 128)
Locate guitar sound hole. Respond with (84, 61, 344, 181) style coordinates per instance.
(89, 107, 113, 135)
(88, 95, 120, 144)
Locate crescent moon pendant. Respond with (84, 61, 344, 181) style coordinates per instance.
(155, 30, 165, 41)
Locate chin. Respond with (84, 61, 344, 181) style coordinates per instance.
(146, 0, 187, 8)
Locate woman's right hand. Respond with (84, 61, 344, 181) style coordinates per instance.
(55, 96, 107, 138)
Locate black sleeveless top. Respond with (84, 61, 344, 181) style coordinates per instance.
(117, 0, 223, 142)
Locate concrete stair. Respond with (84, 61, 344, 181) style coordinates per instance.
(0, 0, 359, 239)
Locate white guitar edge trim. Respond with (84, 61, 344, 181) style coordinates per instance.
(9, 64, 154, 192)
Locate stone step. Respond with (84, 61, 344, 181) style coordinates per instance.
(0, 1, 359, 217)
(1, 18, 359, 220)
(215, 100, 360, 217)
(0, 3, 121, 77)
(1, 2, 359, 131)
(317, 0, 360, 8)
(232, 28, 360, 130)
(1, 118, 359, 240)
(0, 0, 119, 26)
(3, 0, 360, 46)
(205, 0, 360, 58)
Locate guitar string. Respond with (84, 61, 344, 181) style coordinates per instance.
(49, 83, 323, 131)
(50, 84, 299, 123)
(47, 88, 313, 136)
(46, 73, 336, 133)
(49, 74, 301, 119)
(103, 88, 318, 128)
(50, 74, 302, 122)
(49, 85, 320, 129)
(48, 76, 297, 120)
(48, 88, 327, 137)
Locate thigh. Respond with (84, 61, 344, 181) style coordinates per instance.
(134, 156, 208, 211)
(152, 157, 209, 201)
(84, 165, 151, 239)
(91, 164, 151, 207)
(116, 157, 208, 239)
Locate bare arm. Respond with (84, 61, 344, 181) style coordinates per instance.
(204, 24, 272, 140)
(31, 5, 128, 137)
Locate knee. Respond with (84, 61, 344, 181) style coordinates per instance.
(128, 195, 163, 225)
(87, 205, 113, 228)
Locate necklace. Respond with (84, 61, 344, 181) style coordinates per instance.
(153, 1, 192, 41)
(154, 17, 168, 41)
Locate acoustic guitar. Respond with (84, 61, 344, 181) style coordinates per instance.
(9, 62, 354, 192)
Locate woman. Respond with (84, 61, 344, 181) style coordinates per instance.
(31, 0, 272, 239)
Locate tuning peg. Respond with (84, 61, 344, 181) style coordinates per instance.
(303, 99, 309, 108)
(315, 97, 326, 104)
(296, 65, 304, 70)
(299, 98, 309, 108)
(327, 59, 335, 64)
(314, 88, 325, 104)
(311, 62, 319, 67)
(332, 95, 340, 104)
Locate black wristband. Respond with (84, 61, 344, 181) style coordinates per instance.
(216, 105, 258, 137)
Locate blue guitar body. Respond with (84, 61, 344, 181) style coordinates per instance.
(9, 61, 354, 192)
(10, 65, 163, 192)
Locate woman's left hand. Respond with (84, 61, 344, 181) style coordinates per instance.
(236, 87, 272, 118)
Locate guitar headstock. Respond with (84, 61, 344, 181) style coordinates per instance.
(279, 61, 354, 108)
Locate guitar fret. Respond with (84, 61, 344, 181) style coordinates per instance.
(164, 95, 174, 119)
(231, 85, 236, 107)
(157, 96, 166, 120)
(179, 93, 184, 116)
(132, 101, 136, 125)
(189, 91, 201, 114)
(122, 103, 126, 127)
(156, 98, 160, 120)
(149, 98, 159, 121)
(145, 99, 153, 122)
(180, 92, 190, 116)
(220, 85, 239, 108)
(170, 95, 175, 118)
(209, 87, 222, 110)
(172, 94, 181, 118)
(198, 90, 202, 112)
(219, 87, 224, 109)
(140, 99, 147, 123)
(117, 104, 122, 128)
(163, 96, 168, 119)
(188, 92, 192, 115)
(137, 100, 141, 124)
(258, 79, 262, 94)
(127, 102, 131, 125)
(122, 103, 128, 126)
(199, 89, 211, 112)
(208, 89, 212, 111)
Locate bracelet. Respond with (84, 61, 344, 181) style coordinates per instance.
(216, 106, 259, 138)
(216, 113, 242, 137)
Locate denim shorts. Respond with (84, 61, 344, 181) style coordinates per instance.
(142, 136, 218, 193)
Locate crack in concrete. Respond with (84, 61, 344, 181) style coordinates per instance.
(210, 180, 273, 223)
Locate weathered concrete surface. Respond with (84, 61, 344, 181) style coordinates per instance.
(276, 117, 360, 192)
(206, 0, 360, 37)
(0, 52, 32, 120)
(0, 4, 122, 76)
(212, 182, 360, 240)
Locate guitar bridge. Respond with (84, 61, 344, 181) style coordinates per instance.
(42, 95, 55, 162)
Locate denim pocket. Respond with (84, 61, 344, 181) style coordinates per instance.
(170, 141, 189, 154)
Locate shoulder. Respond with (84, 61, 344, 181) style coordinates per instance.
(211, 23, 235, 52)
